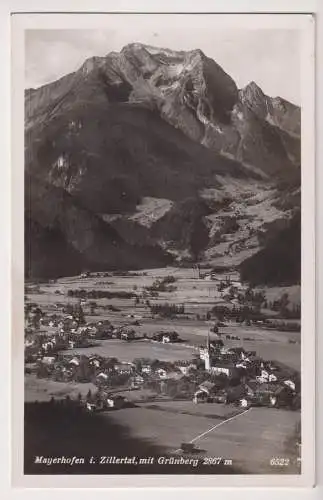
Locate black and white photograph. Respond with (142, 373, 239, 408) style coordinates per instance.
(10, 10, 315, 487)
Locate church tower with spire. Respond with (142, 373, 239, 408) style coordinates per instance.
(204, 329, 211, 371)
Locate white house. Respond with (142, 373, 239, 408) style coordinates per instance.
(114, 363, 134, 374)
(155, 368, 168, 379)
(42, 356, 56, 365)
(261, 369, 278, 382)
(210, 363, 239, 378)
(106, 395, 126, 409)
(69, 357, 80, 366)
(284, 379, 296, 391)
(178, 364, 196, 375)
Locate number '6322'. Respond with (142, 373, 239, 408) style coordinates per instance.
(270, 458, 290, 466)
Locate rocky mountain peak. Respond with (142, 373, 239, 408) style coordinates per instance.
(239, 81, 270, 114)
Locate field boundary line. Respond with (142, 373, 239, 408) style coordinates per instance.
(173, 408, 251, 453)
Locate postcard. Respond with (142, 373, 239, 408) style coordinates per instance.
(11, 9, 316, 489)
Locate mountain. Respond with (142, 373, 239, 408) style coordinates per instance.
(25, 43, 301, 281)
(25, 173, 171, 279)
(240, 211, 301, 285)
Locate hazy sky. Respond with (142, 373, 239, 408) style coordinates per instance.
(25, 23, 300, 104)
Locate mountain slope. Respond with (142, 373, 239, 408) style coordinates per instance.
(25, 173, 171, 278)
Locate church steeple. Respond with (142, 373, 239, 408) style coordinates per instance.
(205, 329, 211, 371)
(207, 329, 210, 352)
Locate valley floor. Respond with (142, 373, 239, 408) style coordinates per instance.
(24, 266, 301, 475)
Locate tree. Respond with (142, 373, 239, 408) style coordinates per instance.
(89, 301, 97, 315)
(190, 220, 209, 262)
(280, 293, 290, 309)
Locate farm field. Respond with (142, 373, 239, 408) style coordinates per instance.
(66, 338, 196, 362)
(24, 374, 97, 402)
(24, 261, 301, 476)
(24, 374, 301, 474)
(26, 267, 301, 371)
(106, 403, 301, 474)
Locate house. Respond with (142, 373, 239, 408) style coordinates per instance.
(162, 332, 179, 343)
(42, 356, 56, 365)
(260, 368, 278, 382)
(155, 368, 168, 379)
(210, 339, 224, 350)
(283, 379, 296, 391)
(96, 372, 109, 383)
(177, 363, 197, 376)
(226, 384, 248, 404)
(210, 362, 239, 378)
(89, 357, 101, 369)
(121, 330, 135, 341)
(228, 347, 245, 356)
(199, 348, 209, 361)
(274, 370, 297, 392)
(220, 352, 240, 364)
(86, 398, 105, 412)
(106, 395, 127, 409)
(244, 355, 262, 371)
(244, 381, 292, 407)
(114, 363, 134, 374)
(242, 350, 257, 361)
(193, 381, 218, 403)
(164, 371, 183, 381)
(25, 339, 35, 348)
(86, 402, 97, 412)
(153, 331, 179, 343)
(130, 374, 145, 387)
(141, 364, 152, 374)
(42, 341, 55, 353)
(69, 357, 80, 366)
(236, 361, 248, 370)
(198, 380, 218, 395)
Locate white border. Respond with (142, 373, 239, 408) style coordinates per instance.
(2, 0, 317, 495)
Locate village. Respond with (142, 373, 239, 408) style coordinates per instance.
(24, 269, 301, 417)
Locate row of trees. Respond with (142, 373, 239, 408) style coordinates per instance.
(149, 302, 185, 318)
(216, 282, 300, 320)
(145, 275, 177, 293)
(67, 289, 136, 299)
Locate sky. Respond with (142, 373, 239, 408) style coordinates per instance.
(25, 20, 300, 105)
